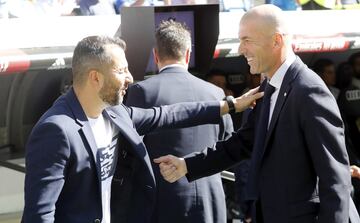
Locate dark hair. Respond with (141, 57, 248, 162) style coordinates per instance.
(312, 58, 334, 76)
(72, 35, 126, 85)
(348, 51, 360, 66)
(336, 62, 354, 89)
(205, 69, 227, 80)
(155, 20, 191, 61)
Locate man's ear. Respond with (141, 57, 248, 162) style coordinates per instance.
(185, 48, 191, 65)
(153, 48, 159, 65)
(89, 69, 103, 90)
(273, 33, 283, 48)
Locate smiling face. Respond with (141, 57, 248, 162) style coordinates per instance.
(237, 5, 290, 79)
(238, 18, 277, 77)
(98, 45, 133, 106)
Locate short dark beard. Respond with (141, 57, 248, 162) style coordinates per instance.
(99, 79, 121, 106)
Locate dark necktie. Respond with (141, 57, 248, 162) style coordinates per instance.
(246, 81, 276, 200)
(256, 82, 276, 162)
(258, 83, 276, 140)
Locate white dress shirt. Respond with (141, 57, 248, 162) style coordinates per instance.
(268, 53, 296, 127)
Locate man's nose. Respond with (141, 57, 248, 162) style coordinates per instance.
(126, 72, 134, 84)
(238, 43, 244, 56)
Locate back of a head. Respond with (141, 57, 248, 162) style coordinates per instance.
(313, 58, 334, 76)
(336, 62, 353, 89)
(72, 35, 126, 86)
(348, 52, 360, 77)
(349, 52, 360, 67)
(155, 20, 191, 62)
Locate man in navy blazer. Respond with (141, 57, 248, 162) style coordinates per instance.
(22, 35, 262, 223)
(125, 20, 233, 223)
(155, 5, 358, 223)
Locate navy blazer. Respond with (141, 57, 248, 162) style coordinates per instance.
(22, 88, 220, 223)
(185, 57, 353, 223)
(125, 66, 233, 223)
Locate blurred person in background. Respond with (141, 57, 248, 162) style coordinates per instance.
(296, 0, 341, 9)
(76, 0, 115, 15)
(349, 52, 360, 89)
(312, 58, 340, 100)
(266, 0, 299, 10)
(206, 69, 234, 96)
(336, 61, 360, 214)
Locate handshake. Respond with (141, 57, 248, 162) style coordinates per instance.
(154, 155, 188, 183)
(153, 86, 263, 183)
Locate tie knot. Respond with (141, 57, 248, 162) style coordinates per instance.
(264, 83, 275, 97)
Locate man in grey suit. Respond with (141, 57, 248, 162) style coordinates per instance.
(125, 20, 233, 223)
(155, 5, 359, 223)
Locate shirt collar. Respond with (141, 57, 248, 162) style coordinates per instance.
(159, 64, 187, 73)
(269, 52, 296, 89)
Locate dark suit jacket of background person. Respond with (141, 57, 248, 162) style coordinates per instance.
(125, 66, 234, 223)
(183, 57, 353, 223)
(22, 88, 221, 223)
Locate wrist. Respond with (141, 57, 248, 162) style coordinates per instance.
(224, 95, 235, 115)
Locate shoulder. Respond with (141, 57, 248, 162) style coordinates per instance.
(191, 75, 226, 99)
(32, 98, 77, 136)
(292, 62, 329, 96)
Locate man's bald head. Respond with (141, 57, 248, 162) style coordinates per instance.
(238, 4, 293, 77)
(241, 4, 290, 38)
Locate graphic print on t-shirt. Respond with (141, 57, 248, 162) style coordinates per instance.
(99, 134, 119, 181)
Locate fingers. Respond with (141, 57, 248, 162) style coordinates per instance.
(350, 165, 360, 179)
(154, 155, 187, 183)
(246, 86, 260, 96)
(252, 91, 264, 100)
(153, 155, 173, 164)
(233, 85, 264, 112)
(159, 162, 182, 183)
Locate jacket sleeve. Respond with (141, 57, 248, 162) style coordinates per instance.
(23, 122, 70, 223)
(127, 101, 221, 136)
(185, 107, 256, 182)
(125, 83, 146, 108)
(125, 83, 222, 135)
(300, 84, 351, 223)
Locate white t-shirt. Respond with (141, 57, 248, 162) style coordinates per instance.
(88, 114, 119, 223)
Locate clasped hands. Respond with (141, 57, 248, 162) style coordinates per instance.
(154, 86, 263, 183)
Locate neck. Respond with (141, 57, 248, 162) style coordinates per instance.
(73, 85, 105, 118)
(157, 59, 188, 71)
(266, 48, 294, 79)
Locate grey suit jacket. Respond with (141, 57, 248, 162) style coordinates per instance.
(126, 66, 233, 223)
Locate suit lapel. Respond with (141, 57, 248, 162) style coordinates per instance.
(263, 57, 302, 153)
(65, 88, 102, 188)
(105, 107, 156, 185)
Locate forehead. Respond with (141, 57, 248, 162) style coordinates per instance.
(238, 18, 259, 38)
(106, 45, 127, 68)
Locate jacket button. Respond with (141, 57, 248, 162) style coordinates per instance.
(122, 150, 127, 158)
(94, 219, 101, 223)
(119, 178, 124, 185)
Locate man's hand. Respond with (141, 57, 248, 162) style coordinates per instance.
(153, 155, 188, 183)
(351, 165, 360, 179)
(220, 86, 263, 115)
(235, 86, 263, 112)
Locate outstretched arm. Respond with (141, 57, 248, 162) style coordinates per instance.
(129, 86, 263, 135)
